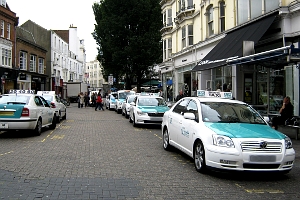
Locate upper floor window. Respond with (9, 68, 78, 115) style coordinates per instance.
(182, 26, 186, 49)
(167, 9, 172, 26)
(19, 51, 27, 70)
(237, 0, 279, 25)
(30, 55, 37, 72)
(219, 1, 225, 32)
(1, 0, 6, 7)
(188, 25, 193, 46)
(38, 58, 44, 74)
(187, 0, 193, 9)
(6, 23, 10, 39)
(0, 20, 4, 37)
(2, 48, 11, 67)
(207, 6, 214, 36)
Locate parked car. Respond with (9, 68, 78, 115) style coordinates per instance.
(122, 94, 138, 118)
(105, 92, 117, 110)
(161, 90, 295, 174)
(0, 89, 57, 136)
(129, 94, 170, 127)
(115, 90, 136, 114)
(37, 91, 67, 122)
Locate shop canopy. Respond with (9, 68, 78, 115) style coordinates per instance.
(141, 80, 161, 86)
(192, 15, 276, 71)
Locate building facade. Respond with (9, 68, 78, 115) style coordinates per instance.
(0, 1, 19, 93)
(16, 26, 47, 92)
(159, 0, 300, 116)
(86, 58, 108, 92)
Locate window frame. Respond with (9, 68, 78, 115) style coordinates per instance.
(30, 54, 37, 72)
(19, 51, 27, 70)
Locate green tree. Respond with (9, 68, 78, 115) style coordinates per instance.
(92, 0, 162, 91)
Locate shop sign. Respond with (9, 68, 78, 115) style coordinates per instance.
(19, 73, 26, 80)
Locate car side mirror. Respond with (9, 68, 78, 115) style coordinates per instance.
(130, 102, 136, 106)
(184, 112, 196, 120)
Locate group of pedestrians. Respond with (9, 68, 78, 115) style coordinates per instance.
(77, 90, 105, 111)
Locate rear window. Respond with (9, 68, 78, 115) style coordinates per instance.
(0, 95, 30, 104)
(40, 95, 54, 101)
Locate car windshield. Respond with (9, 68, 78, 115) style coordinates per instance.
(40, 95, 54, 101)
(0, 94, 30, 104)
(138, 98, 166, 106)
(200, 102, 265, 124)
(118, 92, 134, 99)
(127, 95, 136, 103)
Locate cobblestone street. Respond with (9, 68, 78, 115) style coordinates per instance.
(0, 104, 300, 200)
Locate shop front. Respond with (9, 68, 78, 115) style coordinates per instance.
(0, 67, 19, 94)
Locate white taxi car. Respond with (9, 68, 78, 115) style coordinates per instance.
(106, 92, 118, 110)
(129, 94, 170, 127)
(122, 94, 138, 118)
(161, 90, 295, 174)
(115, 90, 136, 114)
(0, 90, 57, 136)
(37, 91, 66, 122)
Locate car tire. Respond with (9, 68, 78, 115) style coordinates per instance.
(125, 111, 129, 119)
(57, 112, 61, 123)
(117, 109, 121, 114)
(194, 140, 206, 173)
(163, 128, 171, 151)
(129, 114, 133, 123)
(33, 119, 42, 136)
(49, 115, 57, 130)
(122, 109, 125, 116)
(62, 110, 67, 120)
(133, 115, 137, 127)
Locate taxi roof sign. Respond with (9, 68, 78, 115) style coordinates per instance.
(9, 89, 35, 94)
(197, 90, 232, 99)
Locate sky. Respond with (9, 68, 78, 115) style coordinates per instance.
(7, 0, 99, 62)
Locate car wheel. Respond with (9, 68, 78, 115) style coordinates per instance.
(125, 111, 129, 119)
(57, 112, 61, 123)
(194, 140, 206, 173)
(62, 110, 67, 120)
(133, 115, 137, 127)
(117, 109, 121, 114)
(122, 109, 125, 116)
(163, 128, 171, 151)
(33, 119, 42, 136)
(129, 114, 133, 123)
(49, 115, 57, 130)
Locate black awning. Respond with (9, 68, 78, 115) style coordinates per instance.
(192, 15, 276, 71)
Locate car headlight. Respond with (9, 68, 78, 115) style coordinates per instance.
(137, 110, 147, 116)
(212, 135, 235, 148)
(285, 137, 293, 149)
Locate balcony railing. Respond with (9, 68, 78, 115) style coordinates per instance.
(160, 22, 173, 32)
(176, 4, 195, 17)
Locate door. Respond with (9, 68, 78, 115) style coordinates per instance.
(169, 98, 189, 145)
(179, 100, 198, 153)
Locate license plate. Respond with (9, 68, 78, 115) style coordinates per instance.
(250, 155, 276, 162)
(0, 124, 8, 129)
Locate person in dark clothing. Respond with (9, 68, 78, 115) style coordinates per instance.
(271, 96, 294, 130)
(175, 90, 184, 101)
(84, 92, 89, 108)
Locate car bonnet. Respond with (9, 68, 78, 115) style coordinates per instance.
(204, 122, 286, 139)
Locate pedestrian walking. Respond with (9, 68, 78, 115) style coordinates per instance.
(91, 92, 96, 107)
(95, 93, 104, 111)
(84, 92, 89, 108)
(79, 92, 84, 108)
(77, 93, 81, 108)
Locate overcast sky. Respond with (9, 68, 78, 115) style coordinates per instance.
(7, 0, 99, 62)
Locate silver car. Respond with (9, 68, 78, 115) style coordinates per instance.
(37, 91, 67, 122)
